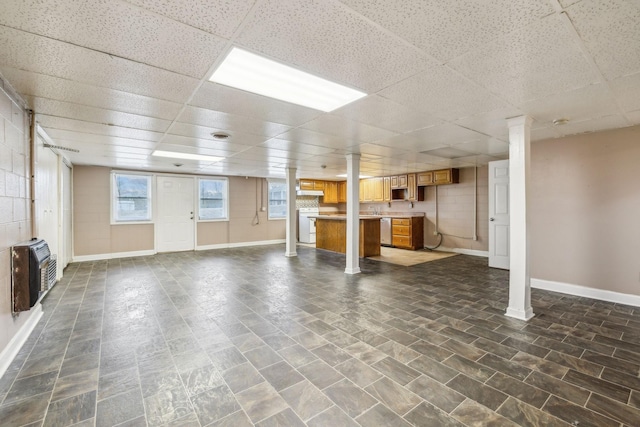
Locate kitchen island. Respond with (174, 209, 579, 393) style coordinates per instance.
(313, 215, 381, 257)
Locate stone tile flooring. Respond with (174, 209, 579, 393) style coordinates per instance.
(1, 245, 640, 426)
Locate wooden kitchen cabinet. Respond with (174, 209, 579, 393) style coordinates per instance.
(383, 177, 391, 202)
(323, 181, 338, 203)
(407, 173, 417, 201)
(434, 168, 459, 185)
(391, 216, 424, 250)
(391, 174, 408, 189)
(417, 171, 433, 186)
(299, 179, 325, 190)
(338, 181, 347, 203)
(372, 177, 385, 202)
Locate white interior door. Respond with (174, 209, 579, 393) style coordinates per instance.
(157, 176, 195, 253)
(489, 160, 510, 269)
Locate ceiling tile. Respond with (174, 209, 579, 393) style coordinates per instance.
(448, 14, 600, 105)
(609, 71, 640, 113)
(228, 146, 315, 162)
(177, 106, 291, 138)
(332, 95, 442, 133)
(454, 107, 524, 141)
(379, 64, 509, 121)
(37, 116, 163, 142)
(566, 0, 640, 80)
(339, 0, 554, 62)
(374, 123, 485, 152)
(168, 122, 267, 147)
(277, 128, 361, 150)
(29, 97, 172, 133)
(124, 0, 256, 39)
(300, 115, 397, 144)
(190, 81, 322, 127)
(520, 83, 621, 126)
(351, 143, 412, 158)
(235, 0, 436, 93)
(554, 114, 631, 136)
(42, 129, 158, 149)
(451, 139, 510, 156)
(0, 68, 183, 121)
(0, 0, 228, 78)
(0, 26, 200, 103)
(153, 142, 243, 159)
(261, 139, 336, 156)
(160, 135, 253, 154)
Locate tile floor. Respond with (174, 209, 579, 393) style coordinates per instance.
(1, 245, 639, 426)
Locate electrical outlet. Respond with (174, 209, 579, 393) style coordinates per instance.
(433, 231, 438, 236)
(261, 207, 266, 211)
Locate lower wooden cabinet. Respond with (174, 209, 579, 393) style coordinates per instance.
(391, 217, 424, 250)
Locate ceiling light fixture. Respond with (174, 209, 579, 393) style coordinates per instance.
(211, 132, 230, 140)
(210, 48, 367, 112)
(553, 118, 570, 126)
(336, 174, 372, 179)
(152, 150, 224, 163)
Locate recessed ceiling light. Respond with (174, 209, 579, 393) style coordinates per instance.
(210, 48, 367, 112)
(211, 132, 230, 140)
(336, 174, 372, 179)
(553, 118, 570, 126)
(152, 150, 224, 163)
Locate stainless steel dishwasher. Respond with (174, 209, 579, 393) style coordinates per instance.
(380, 217, 392, 246)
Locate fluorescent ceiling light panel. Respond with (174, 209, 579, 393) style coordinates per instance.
(210, 48, 367, 112)
(152, 150, 224, 162)
(336, 174, 372, 178)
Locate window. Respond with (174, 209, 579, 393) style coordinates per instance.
(112, 173, 152, 222)
(199, 178, 228, 220)
(268, 180, 287, 219)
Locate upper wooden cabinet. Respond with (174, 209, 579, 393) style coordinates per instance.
(383, 177, 391, 202)
(391, 174, 408, 189)
(407, 173, 417, 201)
(299, 179, 325, 191)
(417, 168, 459, 186)
(323, 181, 339, 204)
(338, 181, 347, 203)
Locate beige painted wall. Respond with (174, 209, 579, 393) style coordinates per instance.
(530, 125, 640, 296)
(0, 84, 35, 354)
(360, 166, 489, 252)
(73, 168, 286, 255)
(73, 166, 154, 256)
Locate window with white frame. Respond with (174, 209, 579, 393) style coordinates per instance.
(112, 173, 152, 222)
(268, 180, 287, 219)
(199, 178, 228, 220)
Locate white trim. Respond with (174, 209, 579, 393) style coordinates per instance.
(196, 239, 285, 251)
(0, 305, 43, 379)
(72, 249, 156, 263)
(531, 278, 640, 308)
(437, 246, 489, 258)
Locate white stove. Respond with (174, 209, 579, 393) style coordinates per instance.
(298, 207, 319, 243)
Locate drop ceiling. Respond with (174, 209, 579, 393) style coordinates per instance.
(1, 0, 638, 179)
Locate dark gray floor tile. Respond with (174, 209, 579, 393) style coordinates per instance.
(334, 358, 382, 388)
(311, 343, 352, 366)
(524, 371, 590, 406)
(235, 382, 288, 423)
(298, 360, 344, 390)
(96, 388, 145, 427)
(138, 368, 180, 399)
(587, 392, 640, 426)
(372, 357, 421, 385)
(244, 345, 283, 370)
(365, 377, 421, 416)
(59, 352, 100, 378)
(259, 361, 304, 391)
(279, 380, 333, 421)
(497, 397, 571, 427)
(323, 379, 378, 418)
(208, 346, 247, 371)
(406, 374, 465, 413)
(408, 339, 453, 362)
(256, 408, 306, 427)
(357, 403, 413, 426)
(344, 342, 387, 365)
(376, 340, 421, 363)
(543, 395, 619, 427)
(404, 401, 466, 427)
(180, 364, 225, 397)
(51, 369, 99, 402)
(447, 374, 507, 411)
(190, 384, 240, 426)
(512, 352, 569, 378)
(451, 400, 519, 426)
(307, 405, 359, 427)
(4, 371, 57, 405)
(222, 362, 264, 394)
(278, 344, 319, 368)
(209, 410, 252, 427)
(477, 353, 531, 380)
(0, 392, 50, 426)
(144, 386, 193, 426)
(43, 390, 96, 427)
(442, 353, 495, 382)
(487, 372, 550, 408)
(65, 338, 101, 359)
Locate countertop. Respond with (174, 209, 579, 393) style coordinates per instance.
(311, 215, 381, 220)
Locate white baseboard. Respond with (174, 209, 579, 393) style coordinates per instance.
(72, 249, 156, 263)
(0, 304, 43, 379)
(531, 278, 640, 308)
(437, 246, 489, 258)
(196, 239, 285, 251)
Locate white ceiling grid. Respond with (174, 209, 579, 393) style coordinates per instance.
(0, 0, 638, 179)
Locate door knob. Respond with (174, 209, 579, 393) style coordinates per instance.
(490, 218, 495, 221)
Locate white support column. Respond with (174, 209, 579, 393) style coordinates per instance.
(285, 167, 297, 257)
(345, 154, 361, 274)
(505, 116, 534, 321)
